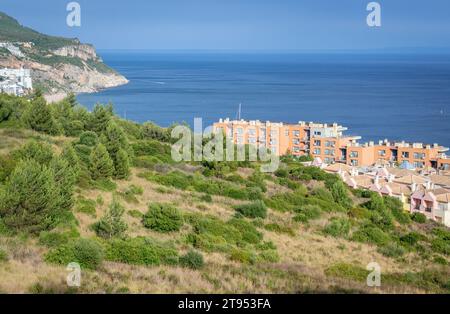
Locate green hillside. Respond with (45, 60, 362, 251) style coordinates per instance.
(0, 12, 78, 50)
(0, 93, 449, 293)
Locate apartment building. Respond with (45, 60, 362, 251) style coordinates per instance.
(213, 118, 449, 170)
(213, 119, 349, 158)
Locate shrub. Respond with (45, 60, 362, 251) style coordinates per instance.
(348, 207, 371, 219)
(75, 197, 97, 217)
(79, 131, 98, 147)
(264, 223, 295, 236)
(325, 263, 368, 281)
(13, 140, 54, 165)
(257, 250, 280, 263)
(179, 250, 204, 269)
(114, 149, 131, 179)
(127, 210, 144, 219)
(143, 203, 183, 232)
(234, 200, 267, 219)
(352, 224, 391, 246)
(39, 231, 70, 248)
(330, 180, 353, 209)
(400, 232, 422, 247)
(378, 243, 406, 258)
(293, 204, 322, 223)
(45, 238, 104, 270)
(92, 200, 127, 239)
(274, 168, 288, 178)
(323, 218, 351, 238)
(411, 213, 427, 223)
(229, 248, 257, 264)
(105, 237, 178, 266)
(431, 239, 450, 256)
(199, 194, 212, 203)
(0, 249, 8, 262)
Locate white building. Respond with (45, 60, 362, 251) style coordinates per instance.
(0, 67, 33, 96)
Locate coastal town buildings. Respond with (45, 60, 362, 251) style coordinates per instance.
(0, 67, 33, 96)
(213, 118, 449, 170)
(213, 118, 450, 226)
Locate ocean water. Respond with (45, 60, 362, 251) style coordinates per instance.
(77, 52, 450, 147)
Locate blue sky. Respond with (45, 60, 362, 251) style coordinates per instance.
(1, 0, 450, 50)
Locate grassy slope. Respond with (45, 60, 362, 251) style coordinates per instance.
(0, 128, 448, 294)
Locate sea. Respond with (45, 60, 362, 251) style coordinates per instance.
(77, 51, 450, 148)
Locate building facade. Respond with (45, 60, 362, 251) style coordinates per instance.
(213, 118, 449, 170)
(0, 67, 33, 96)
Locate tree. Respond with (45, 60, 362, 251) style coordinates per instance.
(0, 160, 59, 233)
(13, 140, 54, 165)
(65, 93, 77, 108)
(88, 103, 113, 133)
(89, 143, 114, 180)
(102, 121, 133, 178)
(330, 180, 353, 209)
(22, 96, 60, 135)
(91, 200, 127, 239)
(114, 149, 130, 179)
(61, 143, 81, 178)
(49, 157, 77, 210)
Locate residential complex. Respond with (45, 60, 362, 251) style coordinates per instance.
(213, 118, 449, 170)
(0, 67, 33, 96)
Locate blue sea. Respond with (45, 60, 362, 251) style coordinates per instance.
(77, 52, 450, 147)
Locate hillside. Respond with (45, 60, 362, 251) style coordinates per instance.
(0, 93, 449, 294)
(0, 12, 128, 100)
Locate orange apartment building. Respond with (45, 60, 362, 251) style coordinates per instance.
(212, 118, 449, 169)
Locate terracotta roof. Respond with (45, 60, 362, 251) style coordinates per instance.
(324, 163, 353, 173)
(394, 174, 428, 185)
(429, 175, 450, 187)
(387, 167, 417, 177)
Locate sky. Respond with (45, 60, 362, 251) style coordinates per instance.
(1, 0, 450, 51)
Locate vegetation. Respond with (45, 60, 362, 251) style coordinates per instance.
(0, 92, 448, 293)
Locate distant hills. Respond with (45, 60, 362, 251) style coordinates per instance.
(0, 12, 128, 100)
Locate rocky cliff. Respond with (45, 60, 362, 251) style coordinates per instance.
(0, 12, 128, 101)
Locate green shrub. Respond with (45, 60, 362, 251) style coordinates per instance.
(293, 204, 322, 223)
(229, 248, 257, 264)
(411, 212, 427, 223)
(39, 231, 70, 248)
(399, 232, 422, 247)
(378, 243, 406, 258)
(325, 263, 368, 281)
(179, 250, 204, 269)
(431, 238, 450, 256)
(127, 210, 144, 219)
(199, 194, 212, 203)
(79, 131, 98, 147)
(92, 200, 127, 239)
(257, 250, 280, 263)
(143, 203, 183, 232)
(433, 256, 448, 265)
(323, 218, 351, 238)
(234, 200, 267, 219)
(75, 197, 96, 217)
(330, 180, 353, 209)
(0, 249, 8, 262)
(348, 207, 371, 219)
(352, 224, 391, 246)
(255, 241, 277, 251)
(45, 238, 104, 270)
(264, 223, 295, 236)
(105, 237, 178, 266)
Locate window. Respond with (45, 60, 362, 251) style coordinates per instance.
(236, 127, 243, 135)
(314, 140, 321, 146)
(248, 137, 256, 144)
(350, 159, 358, 166)
(313, 148, 321, 155)
(350, 151, 359, 158)
(284, 130, 289, 136)
(293, 130, 300, 137)
(401, 152, 410, 158)
(324, 149, 335, 156)
(414, 161, 425, 168)
(270, 138, 278, 145)
(270, 130, 278, 137)
(248, 129, 256, 136)
(293, 138, 300, 145)
(325, 157, 335, 164)
(325, 141, 335, 147)
(293, 146, 300, 153)
(236, 136, 244, 144)
(413, 152, 425, 160)
(314, 131, 322, 136)
(378, 150, 386, 156)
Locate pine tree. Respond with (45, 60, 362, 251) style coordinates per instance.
(61, 143, 81, 177)
(89, 143, 114, 180)
(114, 148, 130, 179)
(65, 93, 77, 108)
(91, 199, 127, 239)
(0, 160, 59, 234)
(50, 157, 77, 211)
(13, 140, 54, 165)
(88, 104, 113, 133)
(23, 96, 60, 135)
